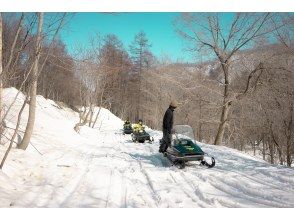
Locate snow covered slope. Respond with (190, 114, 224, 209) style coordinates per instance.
(0, 88, 294, 207)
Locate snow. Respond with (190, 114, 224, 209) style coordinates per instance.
(0, 87, 294, 207)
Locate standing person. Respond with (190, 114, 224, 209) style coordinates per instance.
(159, 101, 178, 153)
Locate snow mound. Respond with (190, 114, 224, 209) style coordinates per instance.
(0, 87, 294, 207)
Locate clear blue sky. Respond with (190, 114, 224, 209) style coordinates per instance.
(60, 12, 233, 62)
(61, 13, 187, 61)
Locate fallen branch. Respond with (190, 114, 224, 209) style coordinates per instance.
(57, 164, 71, 168)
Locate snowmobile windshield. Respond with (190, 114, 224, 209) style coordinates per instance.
(173, 125, 196, 141)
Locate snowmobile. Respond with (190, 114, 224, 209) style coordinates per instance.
(123, 123, 133, 134)
(162, 125, 215, 169)
(131, 127, 154, 143)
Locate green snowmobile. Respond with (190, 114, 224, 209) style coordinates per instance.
(162, 125, 215, 169)
(131, 123, 154, 143)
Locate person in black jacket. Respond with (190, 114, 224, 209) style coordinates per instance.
(159, 100, 178, 153)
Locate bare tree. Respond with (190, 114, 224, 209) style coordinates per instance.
(3, 13, 24, 76)
(18, 12, 44, 150)
(175, 13, 283, 145)
(0, 97, 27, 169)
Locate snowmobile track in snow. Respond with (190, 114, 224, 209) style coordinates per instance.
(138, 160, 161, 207)
(2, 89, 294, 208)
(105, 169, 114, 208)
(58, 147, 95, 207)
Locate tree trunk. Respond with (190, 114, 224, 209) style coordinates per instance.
(74, 104, 92, 132)
(92, 107, 102, 128)
(270, 123, 283, 165)
(262, 140, 266, 161)
(88, 107, 94, 127)
(214, 63, 231, 145)
(0, 13, 3, 130)
(18, 13, 43, 150)
(79, 107, 86, 123)
(286, 107, 293, 166)
(91, 88, 105, 128)
(268, 138, 275, 164)
(4, 13, 24, 73)
(214, 102, 231, 145)
(276, 146, 283, 165)
(0, 97, 27, 169)
(198, 100, 202, 141)
(286, 141, 291, 167)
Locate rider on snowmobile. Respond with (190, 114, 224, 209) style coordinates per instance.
(133, 119, 145, 133)
(124, 118, 131, 124)
(124, 118, 131, 127)
(159, 100, 179, 153)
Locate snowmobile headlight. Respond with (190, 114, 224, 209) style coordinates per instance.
(139, 130, 143, 133)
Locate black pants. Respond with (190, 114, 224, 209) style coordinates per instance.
(159, 129, 171, 152)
